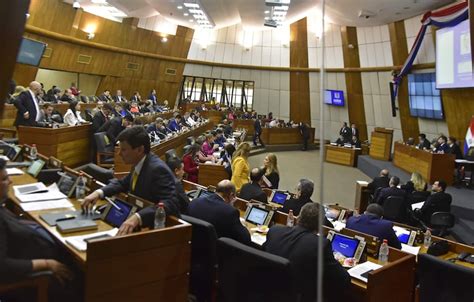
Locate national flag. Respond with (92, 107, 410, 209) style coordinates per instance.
(465, 115, 474, 156)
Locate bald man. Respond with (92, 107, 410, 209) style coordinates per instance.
(188, 180, 251, 245)
(13, 81, 42, 127)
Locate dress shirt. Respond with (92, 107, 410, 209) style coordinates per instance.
(28, 89, 41, 122)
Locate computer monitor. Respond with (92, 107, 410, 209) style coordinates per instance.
(27, 159, 46, 178)
(244, 205, 274, 226)
(393, 226, 416, 246)
(330, 233, 360, 258)
(269, 190, 290, 205)
(102, 198, 137, 228)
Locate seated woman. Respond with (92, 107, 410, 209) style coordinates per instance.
(262, 153, 280, 189)
(402, 172, 430, 204)
(201, 133, 218, 157)
(183, 144, 200, 183)
(63, 100, 86, 126)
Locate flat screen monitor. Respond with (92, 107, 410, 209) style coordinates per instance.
(324, 89, 345, 106)
(270, 191, 289, 205)
(27, 159, 45, 178)
(103, 199, 135, 227)
(330, 233, 359, 258)
(16, 38, 47, 66)
(408, 73, 444, 120)
(245, 206, 270, 226)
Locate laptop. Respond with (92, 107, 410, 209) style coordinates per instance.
(393, 226, 416, 246)
(269, 190, 290, 206)
(0, 144, 21, 161)
(243, 205, 274, 226)
(327, 231, 366, 263)
(101, 198, 137, 228)
(26, 159, 46, 178)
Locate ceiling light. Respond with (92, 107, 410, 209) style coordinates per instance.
(189, 9, 204, 14)
(91, 0, 107, 3)
(161, 37, 168, 42)
(183, 2, 199, 8)
(183, 13, 189, 16)
(275, 6, 289, 11)
(72, 1, 81, 9)
(189, 19, 194, 22)
(177, 5, 183, 9)
(264, 10, 269, 14)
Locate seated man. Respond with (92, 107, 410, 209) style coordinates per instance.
(346, 204, 401, 249)
(238, 168, 268, 204)
(188, 180, 251, 245)
(434, 135, 449, 153)
(264, 203, 351, 302)
(367, 169, 390, 200)
(0, 159, 78, 301)
(351, 135, 361, 148)
(376, 176, 406, 206)
(98, 114, 134, 146)
(166, 157, 189, 215)
(417, 133, 431, 150)
(168, 115, 182, 132)
(146, 117, 168, 140)
(281, 179, 314, 216)
(214, 128, 227, 148)
(415, 180, 452, 226)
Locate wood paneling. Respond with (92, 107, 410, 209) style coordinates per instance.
(341, 26, 368, 141)
(290, 18, 311, 124)
(12, 63, 38, 87)
(441, 89, 474, 149)
(389, 21, 420, 141)
(0, 0, 30, 113)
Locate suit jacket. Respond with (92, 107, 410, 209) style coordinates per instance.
(13, 91, 39, 127)
(254, 119, 262, 134)
(168, 119, 181, 132)
(98, 117, 124, 145)
(0, 206, 59, 282)
(435, 143, 449, 153)
(418, 191, 452, 225)
(351, 127, 359, 138)
(183, 154, 199, 183)
(148, 94, 157, 106)
(60, 94, 74, 103)
(98, 94, 113, 103)
(188, 194, 251, 245)
(376, 186, 406, 205)
(281, 197, 312, 216)
(449, 143, 463, 159)
(264, 225, 351, 302)
(339, 126, 351, 141)
(367, 176, 389, 194)
(264, 170, 280, 189)
(112, 95, 126, 103)
(130, 95, 141, 103)
(238, 182, 268, 204)
(346, 214, 401, 249)
(101, 154, 178, 227)
(418, 139, 431, 150)
(92, 110, 108, 133)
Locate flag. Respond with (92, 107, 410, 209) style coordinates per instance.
(465, 115, 474, 155)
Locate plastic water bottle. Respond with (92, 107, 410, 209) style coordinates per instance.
(30, 144, 38, 160)
(75, 172, 87, 200)
(378, 239, 389, 265)
(154, 202, 166, 229)
(286, 210, 295, 227)
(424, 228, 432, 248)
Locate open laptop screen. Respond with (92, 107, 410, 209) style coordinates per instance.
(245, 206, 270, 226)
(331, 233, 359, 258)
(271, 191, 288, 205)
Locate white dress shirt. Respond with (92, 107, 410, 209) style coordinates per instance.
(63, 109, 86, 126)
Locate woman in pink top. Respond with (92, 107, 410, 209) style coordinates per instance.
(201, 133, 216, 156)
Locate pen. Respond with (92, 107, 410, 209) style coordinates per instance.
(56, 215, 76, 222)
(105, 197, 121, 211)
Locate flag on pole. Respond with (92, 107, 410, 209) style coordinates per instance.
(465, 116, 474, 156)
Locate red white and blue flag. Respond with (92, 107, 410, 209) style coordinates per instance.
(465, 116, 474, 155)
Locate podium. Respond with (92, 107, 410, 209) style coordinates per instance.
(18, 124, 92, 167)
(369, 127, 393, 161)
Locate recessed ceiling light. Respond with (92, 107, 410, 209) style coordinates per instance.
(177, 5, 183, 9)
(189, 19, 194, 22)
(184, 12, 189, 16)
(183, 2, 199, 8)
(264, 10, 269, 14)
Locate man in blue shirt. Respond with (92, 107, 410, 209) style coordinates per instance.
(168, 115, 182, 132)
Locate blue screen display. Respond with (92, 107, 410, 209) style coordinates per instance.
(104, 199, 133, 227)
(408, 73, 444, 120)
(324, 89, 345, 106)
(331, 234, 359, 258)
(397, 233, 410, 244)
(271, 192, 287, 205)
(16, 38, 47, 66)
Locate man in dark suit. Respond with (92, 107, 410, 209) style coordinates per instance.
(188, 180, 251, 245)
(448, 137, 463, 159)
(148, 89, 158, 107)
(367, 169, 390, 199)
(92, 103, 112, 133)
(112, 90, 127, 103)
(166, 157, 189, 215)
(0, 158, 78, 300)
(46, 87, 62, 103)
(417, 133, 431, 150)
(339, 122, 351, 143)
(415, 180, 452, 226)
(60, 89, 75, 103)
(376, 176, 406, 205)
(253, 117, 265, 147)
(13, 81, 42, 127)
(98, 114, 134, 145)
(435, 135, 450, 153)
(147, 117, 168, 140)
(168, 115, 182, 132)
(351, 135, 361, 148)
(238, 168, 268, 204)
(264, 203, 351, 302)
(299, 122, 310, 151)
(83, 126, 179, 235)
(351, 123, 359, 139)
(282, 179, 314, 216)
(346, 204, 401, 248)
(98, 89, 113, 103)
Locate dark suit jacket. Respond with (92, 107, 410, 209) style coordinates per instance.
(148, 94, 157, 106)
(435, 143, 449, 153)
(13, 91, 39, 127)
(346, 214, 401, 249)
(418, 139, 431, 150)
(376, 186, 406, 205)
(281, 197, 311, 216)
(339, 126, 351, 141)
(168, 119, 181, 132)
(0, 206, 59, 282)
(238, 182, 268, 204)
(175, 180, 189, 215)
(98, 117, 124, 145)
(98, 94, 112, 103)
(254, 119, 262, 135)
(92, 111, 108, 133)
(112, 95, 126, 103)
(60, 94, 74, 103)
(101, 154, 178, 227)
(188, 194, 251, 245)
(367, 176, 389, 194)
(264, 225, 351, 302)
(264, 171, 280, 189)
(449, 143, 463, 159)
(418, 191, 452, 225)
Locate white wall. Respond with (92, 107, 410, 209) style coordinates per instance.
(356, 25, 393, 67)
(307, 23, 344, 68)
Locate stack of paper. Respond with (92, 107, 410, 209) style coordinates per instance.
(411, 201, 425, 210)
(20, 199, 74, 212)
(14, 183, 67, 203)
(348, 261, 382, 283)
(6, 168, 24, 175)
(251, 233, 267, 246)
(66, 228, 119, 252)
(401, 244, 421, 255)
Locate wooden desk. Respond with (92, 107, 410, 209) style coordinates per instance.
(114, 122, 213, 172)
(198, 163, 229, 187)
(134, 111, 174, 124)
(7, 172, 191, 302)
(261, 127, 315, 145)
(393, 142, 455, 185)
(369, 128, 393, 161)
(232, 119, 255, 136)
(18, 124, 92, 167)
(325, 145, 361, 167)
(201, 110, 225, 125)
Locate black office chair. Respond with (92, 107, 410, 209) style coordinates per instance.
(181, 215, 218, 302)
(165, 149, 177, 161)
(187, 136, 195, 145)
(383, 196, 407, 223)
(430, 212, 455, 237)
(93, 132, 114, 168)
(418, 253, 474, 302)
(369, 187, 384, 204)
(216, 237, 296, 302)
(75, 163, 114, 184)
(182, 145, 192, 155)
(410, 190, 431, 204)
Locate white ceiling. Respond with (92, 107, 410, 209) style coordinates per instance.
(65, 0, 455, 29)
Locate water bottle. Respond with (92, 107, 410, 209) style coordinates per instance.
(286, 210, 295, 227)
(75, 172, 87, 200)
(154, 202, 166, 229)
(378, 239, 389, 265)
(423, 228, 432, 248)
(30, 144, 38, 160)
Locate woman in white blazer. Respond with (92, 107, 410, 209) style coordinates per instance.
(63, 100, 86, 126)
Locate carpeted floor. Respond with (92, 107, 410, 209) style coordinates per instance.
(248, 150, 372, 209)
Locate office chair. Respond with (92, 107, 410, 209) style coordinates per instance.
(165, 149, 177, 161)
(93, 132, 114, 168)
(0, 272, 52, 302)
(418, 253, 474, 302)
(410, 190, 431, 204)
(430, 212, 455, 237)
(182, 145, 192, 155)
(216, 237, 296, 302)
(383, 196, 407, 223)
(181, 215, 218, 302)
(75, 163, 114, 185)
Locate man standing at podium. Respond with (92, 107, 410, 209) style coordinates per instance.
(339, 122, 351, 143)
(13, 81, 42, 127)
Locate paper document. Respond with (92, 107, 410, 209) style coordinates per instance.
(15, 183, 67, 203)
(251, 233, 267, 246)
(348, 261, 382, 283)
(401, 244, 420, 255)
(6, 168, 24, 175)
(13, 182, 47, 195)
(411, 201, 425, 211)
(66, 228, 119, 252)
(20, 199, 74, 212)
(332, 220, 346, 231)
(0, 155, 9, 161)
(357, 180, 369, 185)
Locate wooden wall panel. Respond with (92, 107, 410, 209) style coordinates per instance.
(290, 18, 311, 125)
(389, 21, 420, 141)
(441, 89, 474, 149)
(341, 26, 368, 141)
(12, 63, 38, 87)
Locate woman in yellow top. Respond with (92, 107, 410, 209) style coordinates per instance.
(231, 142, 251, 191)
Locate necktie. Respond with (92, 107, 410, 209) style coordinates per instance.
(131, 171, 138, 191)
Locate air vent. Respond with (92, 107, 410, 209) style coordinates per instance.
(127, 62, 140, 71)
(43, 47, 53, 58)
(165, 68, 177, 75)
(77, 54, 92, 64)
